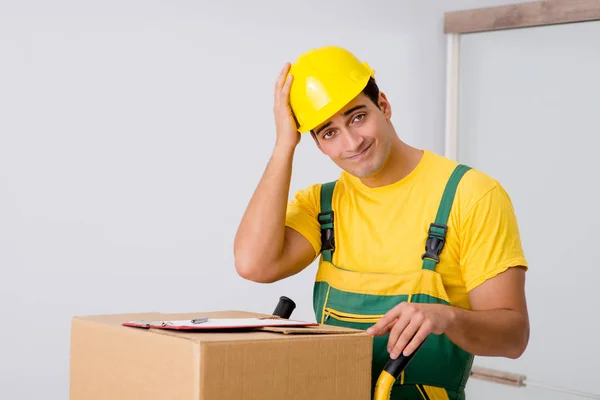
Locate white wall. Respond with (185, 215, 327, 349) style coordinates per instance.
(455, 20, 600, 400)
(0, 0, 527, 398)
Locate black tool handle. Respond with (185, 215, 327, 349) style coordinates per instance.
(272, 296, 296, 319)
(384, 341, 424, 379)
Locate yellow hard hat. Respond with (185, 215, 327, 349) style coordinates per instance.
(289, 46, 375, 133)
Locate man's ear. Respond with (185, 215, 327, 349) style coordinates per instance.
(378, 92, 392, 121)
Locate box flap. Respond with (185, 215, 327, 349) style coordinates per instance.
(257, 324, 364, 334)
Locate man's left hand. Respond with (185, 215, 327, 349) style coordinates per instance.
(366, 303, 455, 359)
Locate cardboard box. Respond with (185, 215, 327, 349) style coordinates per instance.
(70, 310, 373, 400)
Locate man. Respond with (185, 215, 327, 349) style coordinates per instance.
(234, 45, 529, 400)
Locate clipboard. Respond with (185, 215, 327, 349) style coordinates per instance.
(122, 317, 320, 331)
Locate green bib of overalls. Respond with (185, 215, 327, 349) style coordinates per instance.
(313, 164, 474, 400)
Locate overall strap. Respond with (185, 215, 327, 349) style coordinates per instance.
(421, 164, 472, 271)
(318, 181, 337, 263)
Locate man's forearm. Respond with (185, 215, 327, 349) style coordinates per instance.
(233, 146, 295, 275)
(445, 306, 529, 359)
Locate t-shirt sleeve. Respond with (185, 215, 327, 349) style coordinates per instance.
(285, 184, 323, 257)
(459, 183, 528, 292)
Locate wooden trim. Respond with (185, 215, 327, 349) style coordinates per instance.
(444, 34, 460, 161)
(444, 0, 600, 34)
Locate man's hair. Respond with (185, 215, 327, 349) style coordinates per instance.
(309, 78, 381, 137)
(362, 77, 381, 109)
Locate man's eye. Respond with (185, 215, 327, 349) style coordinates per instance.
(323, 131, 334, 139)
(353, 113, 366, 122)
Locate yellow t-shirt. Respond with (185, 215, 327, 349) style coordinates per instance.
(285, 149, 528, 310)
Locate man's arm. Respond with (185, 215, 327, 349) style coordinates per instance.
(366, 266, 529, 359)
(233, 63, 316, 283)
(234, 146, 316, 283)
(444, 266, 529, 358)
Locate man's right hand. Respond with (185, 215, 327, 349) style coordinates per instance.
(273, 63, 300, 152)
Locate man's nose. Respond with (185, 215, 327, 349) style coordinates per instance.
(341, 130, 364, 153)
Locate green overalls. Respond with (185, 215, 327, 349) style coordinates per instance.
(313, 164, 475, 400)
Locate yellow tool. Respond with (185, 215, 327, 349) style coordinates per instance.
(373, 342, 424, 400)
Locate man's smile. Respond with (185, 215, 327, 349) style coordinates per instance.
(347, 141, 374, 160)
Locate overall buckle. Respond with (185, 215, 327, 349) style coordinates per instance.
(421, 223, 447, 262)
(320, 228, 335, 251)
(318, 210, 335, 252)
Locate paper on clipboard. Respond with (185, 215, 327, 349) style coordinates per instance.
(122, 317, 320, 331)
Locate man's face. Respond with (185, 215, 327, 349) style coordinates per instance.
(311, 92, 394, 179)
